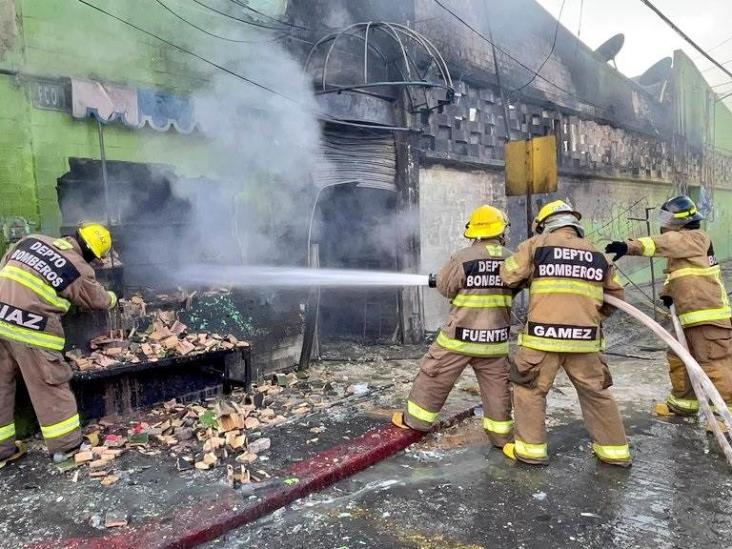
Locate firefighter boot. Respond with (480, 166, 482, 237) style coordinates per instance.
(0, 441, 27, 468)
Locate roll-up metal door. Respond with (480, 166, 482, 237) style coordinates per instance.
(314, 128, 397, 192)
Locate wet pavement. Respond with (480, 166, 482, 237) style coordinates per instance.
(4, 320, 732, 548)
(207, 350, 732, 549)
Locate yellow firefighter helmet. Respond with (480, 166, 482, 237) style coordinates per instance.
(77, 222, 112, 259)
(464, 205, 510, 239)
(533, 200, 581, 234)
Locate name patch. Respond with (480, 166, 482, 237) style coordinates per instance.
(456, 326, 510, 343)
(0, 300, 47, 331)
(9, 238, 81, 292)
(463, 259, 505, 289)
(534, 246, 608, 282)
(708, 243, 719, 267)
(528, 322, 597, 341)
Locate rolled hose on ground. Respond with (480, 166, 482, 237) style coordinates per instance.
(605, 295, 732, 465)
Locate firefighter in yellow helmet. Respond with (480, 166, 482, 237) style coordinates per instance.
(393, 205, 515, 448)
(499, 200, 630, 466)
(0, 223, 117, 464)
(606, 195, 732, 419)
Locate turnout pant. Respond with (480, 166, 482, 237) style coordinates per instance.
(404, 342, 513, 447)
(510, 347, 630, 465)
(666, 324, 732, 415)
(0, 339, 81, 458)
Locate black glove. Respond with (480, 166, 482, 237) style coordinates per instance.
(605, 241, 628, 262)
(660, 295, 673, 308)
(428, 273, 437, 288)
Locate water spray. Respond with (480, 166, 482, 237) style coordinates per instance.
(177, 265, 433, 288)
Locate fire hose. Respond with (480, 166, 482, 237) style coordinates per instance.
(605, 295, 732, 465)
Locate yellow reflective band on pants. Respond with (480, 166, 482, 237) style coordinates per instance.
(0, 266, 71, 312)
(0, 422, 15, 442)
(515, 439, 548, 459)
(407, 401, 438, 424)
(41, 414, 80, 440)
(678, 306, 732, 327)
(592, 442, 630, 461)
(452, 293, 512, 308)
(483, 416, 513, 435)
(436, 332, 509, 357)
(0, 320, 65, 351)
(530, 279, 603, 302)
(518, 333, 604, 353)
(667, 394, 699, 412)
(638, 237, 656, 257)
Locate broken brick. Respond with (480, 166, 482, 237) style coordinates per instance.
(244, 417, 260, 430)
(74, 451, 94, 464)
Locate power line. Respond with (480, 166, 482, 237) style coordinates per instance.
(223, 0, 308, 30)
(702, 57, 732, 74)
(692, 33, 732, 61)
(638, 0, 732, 81)
(76, 0, 415, 132)
(152, 0, 279, 43)
(190, 0, 316, 45)
(512, 0, 566, 93)
(191, 0, 295, 32)
(431, 0, 601, 111)
(577, 0, 584, 38)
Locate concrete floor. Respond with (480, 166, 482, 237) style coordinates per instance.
(208, 348, 732, 549)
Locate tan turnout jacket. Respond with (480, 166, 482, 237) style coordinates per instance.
(500, 227, 624, 353)
(434, 239, 513, 357)
(626, 230, 731, 328)
(0, 234, 114, 351)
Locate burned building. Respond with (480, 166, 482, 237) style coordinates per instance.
(0, 0, 730, 378)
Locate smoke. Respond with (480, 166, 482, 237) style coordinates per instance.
(171, 36, 323, 267)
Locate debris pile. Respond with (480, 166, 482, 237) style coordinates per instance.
(66, 373, 344, 488)
(66, 301, 249, 371)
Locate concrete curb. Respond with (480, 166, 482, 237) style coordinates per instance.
(30, 406, 477, 549)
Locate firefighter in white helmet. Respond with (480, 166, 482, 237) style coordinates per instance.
(500, 200, 630, 466)
(393, 205, 515, 448)
(0, 223, 117, 464)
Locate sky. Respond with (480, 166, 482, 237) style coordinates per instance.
(534, 0, 732, 103)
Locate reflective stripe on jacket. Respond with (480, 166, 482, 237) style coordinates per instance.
(627, 230, 731, 328)
(0, 234, 114, 350)
(434, 240, 513, 357)
(500, 227, 624, 353)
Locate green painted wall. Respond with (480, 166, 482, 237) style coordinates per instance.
(0, 0, 286, 237)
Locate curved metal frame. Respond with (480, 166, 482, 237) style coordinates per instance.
(305, 21, 454, 114)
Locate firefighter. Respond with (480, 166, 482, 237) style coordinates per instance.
(392, 205, 515, 448)
(0, 223, 117, 463)
(499, 200, 630, 467)
(606, 195, 732, 417)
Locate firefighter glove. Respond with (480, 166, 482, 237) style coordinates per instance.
(605, 241, 628, 261)
(660, 295, 673, 308)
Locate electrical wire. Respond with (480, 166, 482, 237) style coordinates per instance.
(191, 0, 316, 45)
(223, 0, 309, 30)
(152, 0, 279, 43)
(76, 0, 417, 132)
(577, 0, 584, 38)
(431, 0, 602, 111)
(512, 0, 566, 94)
(191, 0, 297, 32)
(702, 57, 732, 74)
(638, 0, 732, 80)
